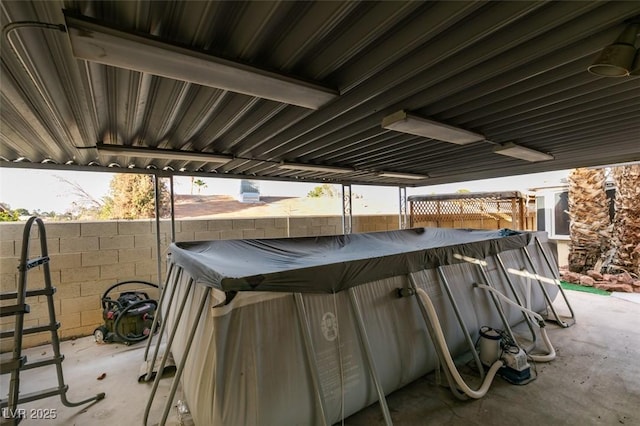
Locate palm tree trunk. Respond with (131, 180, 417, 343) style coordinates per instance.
(567, 168, 611, 273)
(609, 165, 640, 276)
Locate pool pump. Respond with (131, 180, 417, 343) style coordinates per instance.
(479, 326, 531, 385)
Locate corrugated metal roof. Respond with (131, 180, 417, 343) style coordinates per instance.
(1, 1, 639, 186)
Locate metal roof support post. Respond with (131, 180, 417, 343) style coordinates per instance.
(153, 174, 163, 286)
(169, 175, 176, 243)
(342, 184, 352, 235)
(347, 288, 393, 426)
(398, 186, 407, 229)
(294, 294, 329, 425)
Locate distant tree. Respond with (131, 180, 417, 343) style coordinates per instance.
(0, 205, 19, 221)
(307, 184, 339, 198)
(102, 174, 170, 219)
(15, 208, 30, 216)
(56, 175, 106, 220)
(193, 179, 207, 195)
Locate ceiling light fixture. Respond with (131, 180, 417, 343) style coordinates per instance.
(588, 22, 639, 77)
(63, 13, 338, 109)
(96, 143, 233, 164)
(381, 110, 485, 145)
(378, 171, 428, 180)
(493, 142, 554, 162)
(279, 162, 353, 174)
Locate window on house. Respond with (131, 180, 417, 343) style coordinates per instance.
(537, 187, 616, 239)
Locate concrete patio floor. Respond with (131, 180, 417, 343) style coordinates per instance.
(2, 289, 639, 426)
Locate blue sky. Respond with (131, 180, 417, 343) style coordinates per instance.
(0, 167, 568, 214)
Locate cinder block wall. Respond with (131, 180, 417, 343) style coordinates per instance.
(0, 214, 398, 351)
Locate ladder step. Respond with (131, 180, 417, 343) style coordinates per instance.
(0, 288, 56, 301)
(0, 304, 30, 318)
(22, 355, 64, 371)
(18, 256, 50, 272)
(0, 355, 27, 375)
(0, 385, 68, 408)
(0, 322, 60, 339)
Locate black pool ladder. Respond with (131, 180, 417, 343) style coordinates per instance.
(0, 217, 105, 425)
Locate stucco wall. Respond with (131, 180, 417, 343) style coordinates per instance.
(0, 215, 399, 350)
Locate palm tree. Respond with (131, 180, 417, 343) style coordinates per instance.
(193, 179, 207, 195)
(567, 168, 611, 273)
(608, 165, 640, 276)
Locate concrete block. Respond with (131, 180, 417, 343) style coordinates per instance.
(175, 231, 195, 242)
(24, 270, 60, 288)
(61, 295, 101, 315)
(60, 236, 99, 253)
(0, 274, 16, 292)
(82, 249, 118, 267)
(118, 247, 152, 262)
(254, 218, 275, 229)
(0, 240, 15, 257)
(100, 235, 135, 250)
(0, 340, 11, 353)
(28, 300, 61, 320)
(60, 325, 96, 340)
(289, 217, 311, 228)
(56, 312, 81, 329)
(80, 280, 113, 297)
(327, 216, 342, 226)
(100, 262, 136, 280)
(81, 308, 104, 326)
(0, 257, 19, 275)
(161, 219, 179, 233)
(134, 234, 155, 248)
(242, 229, 265, 239)
(288, 227, 310, 238)
(48, 253, 82, 271)
(21, 334, 51, 349)
(264, 228, 287, 239)
(181, 220, 208, 232)
(232, 219, 255, 230)
(310, 226, 323, 236)
(118, 221, 152, 235)
(311, 217, 327, 226)
(45, 223, 80, 238)
(0, 223, 29, 240)
(81, 221, 118, 237)
(135, 260, 160, 277)
(321, 226, 338, 235)
(274, 218, 288, 229)
(45, 238, 60, 254)
(208, 220, 233, 231)
(61, 266, 100, 284)
(50, 282, 81, 300)
(220, 230, 243, 240)
(193, 230, 221, 240)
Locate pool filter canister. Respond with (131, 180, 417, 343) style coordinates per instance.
(479, 327, 501, 366)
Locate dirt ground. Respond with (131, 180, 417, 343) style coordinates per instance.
(173, 194, 398, 218)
